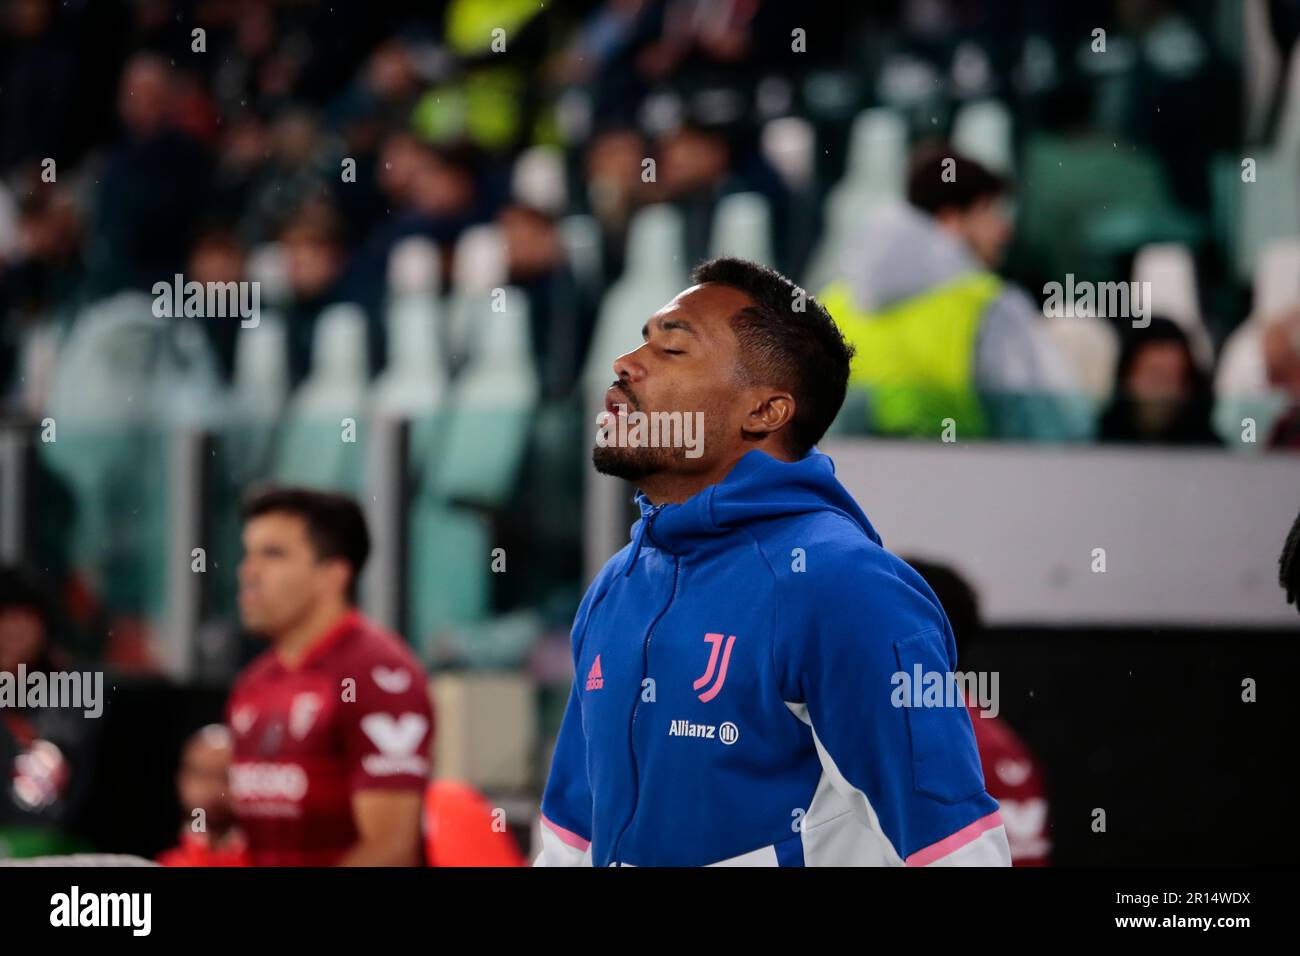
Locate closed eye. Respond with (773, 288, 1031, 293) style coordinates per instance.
(663, 348, 685, 355)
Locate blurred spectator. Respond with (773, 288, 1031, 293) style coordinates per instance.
(0, 181, 85, 394)
(631, 0, 787, 95)
(279, 200, 350, 385)
(210, 113, 273, 231)
(584, 125, 651, 283)
(1259, 310, 1300, 451)
(654, 121, 790, 272)
(905, 558, 1052, 866)
(349, 139, 498, 362)
(1099, 317, 1219, 446)
(411, 0, 555, 154)
(820, 146, 1089, 441)
(0, 565, 101, 858)
(208, 0, 283, 117)
(239, 109, 338, 246)
(1091, 0, 1237, 208)
(0, 0, 79, 171)
(1214, 306, 1300, 451)
(552, 0, 661, 128)
(85, 53, 214, 296)
(499, 202, 590, 398)
(157, 724, 250, 866)
(186, 223, 250, 378)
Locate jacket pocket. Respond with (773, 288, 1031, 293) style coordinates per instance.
(892, 629, 987, 804)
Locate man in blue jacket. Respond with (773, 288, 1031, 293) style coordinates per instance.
(537, 256, 1011, 866)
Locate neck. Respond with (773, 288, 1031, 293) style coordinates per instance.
(273, 600, 351, 668)
(639, 445, 791, 506)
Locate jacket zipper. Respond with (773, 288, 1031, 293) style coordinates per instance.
(610, 507, 676, 866)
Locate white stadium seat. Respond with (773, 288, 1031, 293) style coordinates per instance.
(709, 191, 773, 263)
(1131, 243, 1214, 369)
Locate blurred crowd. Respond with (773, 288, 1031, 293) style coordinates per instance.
(0, 0, 1296, 448)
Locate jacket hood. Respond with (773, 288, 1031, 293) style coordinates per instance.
(620, 449, 881, 575)
(838, 200, 977, 311)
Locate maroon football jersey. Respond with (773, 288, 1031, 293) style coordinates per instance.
(226, 610, 433, 866)
(967, 702, 1051, 865)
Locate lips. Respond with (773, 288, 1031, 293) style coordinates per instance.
(604, 383, 635, 416)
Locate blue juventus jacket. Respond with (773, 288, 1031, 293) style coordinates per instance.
(537, 449, 1010, 867)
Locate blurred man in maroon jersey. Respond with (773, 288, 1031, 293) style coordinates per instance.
(157, 724, 250, 866)
(906, 559, 1052, 866)
(227, 488, 433, 866)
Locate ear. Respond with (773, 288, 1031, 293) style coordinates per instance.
(321, 557, 354, 602)
(742, 391, 795, 439)
(933, 207, 964, 231)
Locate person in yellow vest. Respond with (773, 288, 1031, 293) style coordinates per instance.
(819, 147, 1090, 441)
(412, 0, 554, 154)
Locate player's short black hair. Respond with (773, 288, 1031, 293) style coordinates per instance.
(689, 256, 854, 458)
(907, 145, 1009, 218)
(1281, 507, 1300, 614)
(241, 486, 370, 603)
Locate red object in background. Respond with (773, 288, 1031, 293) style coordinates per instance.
(157, 829, 252, 867)
(967, 702, 1052, 866)
(423, 779, 524, 867)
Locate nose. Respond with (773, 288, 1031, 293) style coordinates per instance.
(612, 345, 647, 383)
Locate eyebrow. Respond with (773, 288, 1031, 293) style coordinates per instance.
(641, 316, 697, 339)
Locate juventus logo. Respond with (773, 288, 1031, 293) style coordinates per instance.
(693, 633, 736, 702)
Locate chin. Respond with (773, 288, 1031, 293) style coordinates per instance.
(592, 445, 666, 482)
(239, 616, 273, 639)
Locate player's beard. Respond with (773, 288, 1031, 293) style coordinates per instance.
(591, 440, 679, 482)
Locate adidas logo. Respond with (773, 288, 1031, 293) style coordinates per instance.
(585, 655, 604, 691)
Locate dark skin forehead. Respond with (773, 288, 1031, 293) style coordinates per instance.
(642, 283, 755, 353)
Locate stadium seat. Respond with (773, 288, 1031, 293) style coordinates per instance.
(709, 191, 773, 263)
(245, 242, 290, 308)
(1212, 317, 1288, 451)
(1016, 135, 1202, 285)
(512, 144, 567, 216)
(447, 223, 508, 373)
(1253, 238, 1300, 319)
(271, 303, 369, 492)
(406, 498, 494, 651)
(761, 116, 816, 192)
(374, 239, 446, 404)
(373, 237, 448, 469)
(40, 293, 223, 624)
(1042, 313, 1120, 406)
(1233, 150, 1300, 284)
(804, 108, 908, 292)
(232, 312, 289, 421)
(434, 286, 539, 508)
(224, 311, 290, 492)
(841, 104, 910, 201)
(406, 287, 539, 652)
(1243, 2, 1286, 140)
(1130, 243, 1214, 368)
(952, 98, 1015, 175)
(581, 203, 688, 395)
(559, 213, 603, 307)
(1274, 36, 1300, 157)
